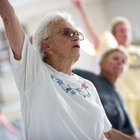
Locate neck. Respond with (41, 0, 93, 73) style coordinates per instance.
(46, 56, 76, 75)
(118, 42, 130, 48)
(101, 72, 117, 85)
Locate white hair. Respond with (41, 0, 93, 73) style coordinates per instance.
(33, 11, 75, 60)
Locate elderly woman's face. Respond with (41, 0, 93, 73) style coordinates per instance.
(46, 20, 83, 61)
(101, 51, 127, 77)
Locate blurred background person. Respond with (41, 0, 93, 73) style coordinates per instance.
(71, 0, 140, 134)
(73, 47, 139, 140)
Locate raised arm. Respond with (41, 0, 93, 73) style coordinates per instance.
(71, 0, 100, 49)
(0, 0, 25, 60)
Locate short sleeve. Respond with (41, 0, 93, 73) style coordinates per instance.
(9, 34, 42, 94)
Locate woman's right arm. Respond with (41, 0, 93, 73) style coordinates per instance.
(0, 0, 25, 60)
(104, 129, 137, 140)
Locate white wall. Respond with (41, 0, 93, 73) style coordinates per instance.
(17, 0, 106, 36)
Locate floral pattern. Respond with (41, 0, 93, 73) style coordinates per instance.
(51, 75, 91, 98)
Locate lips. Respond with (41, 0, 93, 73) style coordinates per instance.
(73, 45, 80, 48)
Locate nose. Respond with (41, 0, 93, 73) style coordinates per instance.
(117, 59, 122, 65)
(71, 31, 84, 41)
(117, 59, 125, 68)
(71, 35, 80, 41)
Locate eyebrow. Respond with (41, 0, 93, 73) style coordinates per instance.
(60, 27, 77, 32)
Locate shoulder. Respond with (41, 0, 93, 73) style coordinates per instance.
(73, 69, 99, 86)
(73, 69, 96, 77)
(72, 70, 96, 89)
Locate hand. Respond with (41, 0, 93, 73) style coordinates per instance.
(5, 124, 19, 136)
(0, 114, 18, 136)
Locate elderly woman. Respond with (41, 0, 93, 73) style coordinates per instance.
(0, 0, 134, 140)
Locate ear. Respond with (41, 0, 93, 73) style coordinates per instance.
(40, 40, 52, 54)
(99, 62, 103, 69)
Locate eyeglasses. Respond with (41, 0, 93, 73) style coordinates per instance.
(46, 28, 84, 41)
(62, 28, 84, 41)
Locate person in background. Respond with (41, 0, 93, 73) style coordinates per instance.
(73, 47, 140, 140)
(0, 0, 135, 140)
(71, 0, 140, 132)
(71, 0, 132, 50)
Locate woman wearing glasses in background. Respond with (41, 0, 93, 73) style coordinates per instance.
(0, 1, 135, 140)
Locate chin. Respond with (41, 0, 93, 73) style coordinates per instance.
(74, 52, 80, 58)
(73, 55, 80, 63)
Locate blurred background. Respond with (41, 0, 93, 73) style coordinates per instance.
(0, 0, 140, 139)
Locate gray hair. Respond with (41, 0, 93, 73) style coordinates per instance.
(100, 46, 128, 66)
(109, 16, 131, 35)
(33, 11, 75, 61)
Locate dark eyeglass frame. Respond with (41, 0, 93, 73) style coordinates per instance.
(45, 28, 84, 41)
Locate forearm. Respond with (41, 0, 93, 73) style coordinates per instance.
(79, 5, 100, 48)
(0, 0, 25, 60)
(105, 129, 134, 140)
(72, 0, 100, 49)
